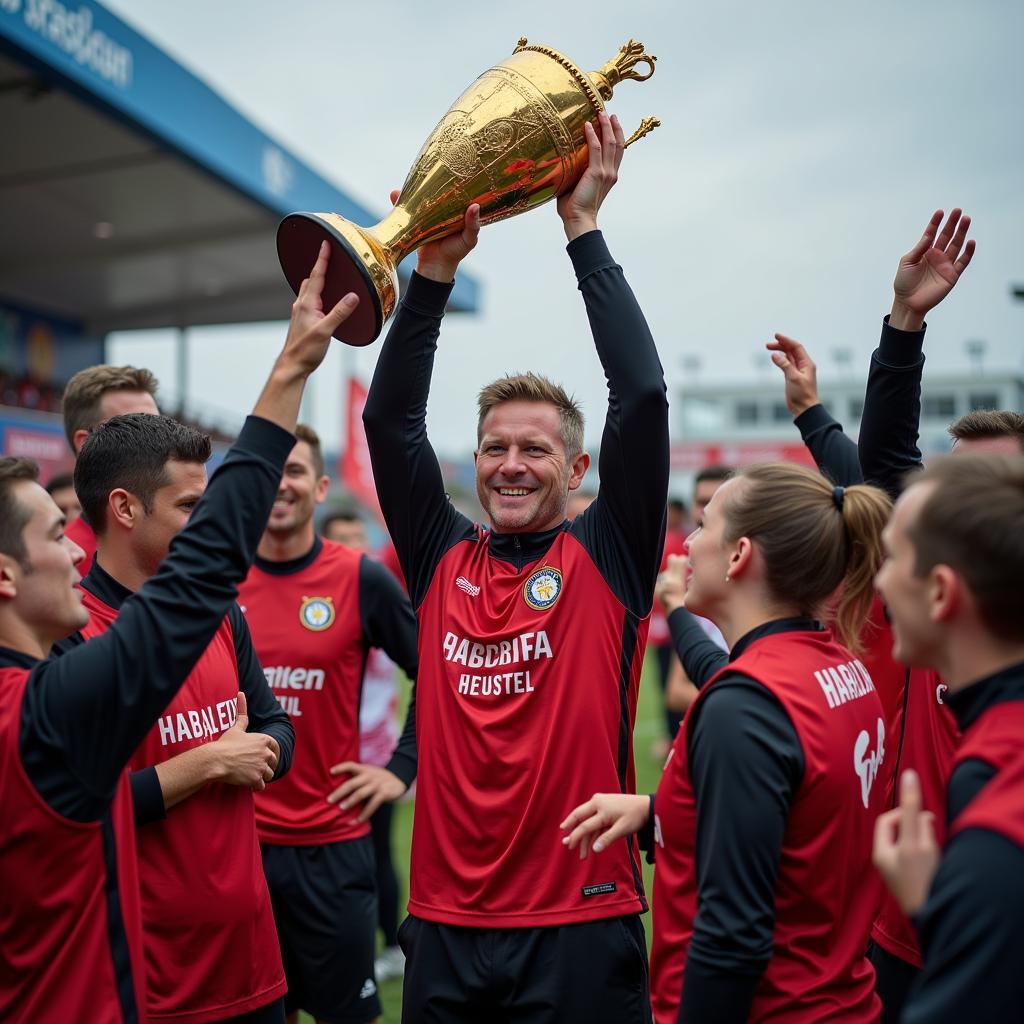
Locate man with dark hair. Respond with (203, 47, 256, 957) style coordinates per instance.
(363, 114, 668, 1022)
(238, 423, 418, 1024)
(321, 507, 368, 548)
(62, 408, 295, 1024)
(45, 471, 81, 523)
(61, 364, 160, 573)
(947, 409, 1024, 453)
(692, 465, 732, 522)
(0, 242, 358, 1022)
(873, 453, 1024, 1023)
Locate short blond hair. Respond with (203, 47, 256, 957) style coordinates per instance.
(62, 365, 158, 449)
(477, 373, 584, 458)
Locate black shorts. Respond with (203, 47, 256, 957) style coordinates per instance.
(868, 940, 920, 1024)
(261, 837, 380, 1024)
(398, 913, 651, 1024)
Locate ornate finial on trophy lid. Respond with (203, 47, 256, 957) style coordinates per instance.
(588, 39, 657, 100)
(514, 37, 529, 52)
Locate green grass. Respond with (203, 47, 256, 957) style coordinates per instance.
(301, 651, 667, 1024)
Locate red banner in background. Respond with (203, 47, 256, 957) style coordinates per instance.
(670, 441, 817, 472)
(341, 377, 381, 518)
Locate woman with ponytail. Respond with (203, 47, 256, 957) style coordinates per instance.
(560, 463, 892, 1023)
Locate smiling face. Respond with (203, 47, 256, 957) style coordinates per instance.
(474, 400, 589, 533)
(266, 440, 330, 539)
(875, 480, 942, 667)
(4, 481, 88, 647)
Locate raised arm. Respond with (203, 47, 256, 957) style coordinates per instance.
(766, 333, 863, 486)
(859, 209, 975, 499)
(22, 244, 353, 819)
(564, 115, 670, 616)
(362, 201, 480, 608)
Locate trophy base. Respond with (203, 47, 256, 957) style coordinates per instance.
(276, 213, 398, 346)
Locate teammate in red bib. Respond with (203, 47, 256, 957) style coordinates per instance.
(873, 453, 1024, 1022)
(363, 114, 668, 1023)
(0, 256, 352, 1023)
(564, 463, 893, 1022)
(60, 364, 161, 576)
(239, 425, 418, 1024)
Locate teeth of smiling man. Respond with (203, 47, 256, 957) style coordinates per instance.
(498, 488, 531, 496)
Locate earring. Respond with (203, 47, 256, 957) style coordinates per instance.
(725, 574, 731, 583)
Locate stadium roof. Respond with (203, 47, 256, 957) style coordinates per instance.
(0, 1, 479, 336)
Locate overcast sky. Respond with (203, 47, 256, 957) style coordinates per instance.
(105, 0, 1024, 458)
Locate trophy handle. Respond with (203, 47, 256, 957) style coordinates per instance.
(624, 116, 661, 149)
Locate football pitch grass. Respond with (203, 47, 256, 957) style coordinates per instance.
(301, 652, 667, 1024)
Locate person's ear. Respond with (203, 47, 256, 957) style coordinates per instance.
(0, 555, 19, 600)
(568, 451, 591, 490)
(107, 488, 139, 531)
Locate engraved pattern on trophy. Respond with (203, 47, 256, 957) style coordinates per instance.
(276, 37, 660, 345)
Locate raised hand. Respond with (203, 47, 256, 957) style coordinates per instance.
(890, 209, 976, 331)
(872, 769, 940, 915)
(556, 113, 625, 241)
(392, 187, 481, 284)
(766, 334, 820, 417)
(327, 760, 407, 823)
(283, 241, 359, 374)
(656, 552, 690, 615)
(559, 792, 650, 859)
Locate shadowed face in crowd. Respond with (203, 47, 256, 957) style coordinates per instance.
(323, 518, 368, 552)
(474, 400, 589, 534)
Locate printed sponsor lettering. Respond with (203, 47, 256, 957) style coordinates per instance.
(157, 698, 237, 747)
(277, 695, 303, 717)
(263, 665, 325, 691)
(854, 717, 886, 808)
(442, 629, 553, 668)
(457, 671, 535, 696)
(814, 659, 876, 709)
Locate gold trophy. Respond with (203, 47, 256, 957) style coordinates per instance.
(277, 39, 660, 345)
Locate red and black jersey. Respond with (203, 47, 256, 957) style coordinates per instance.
(65, 512, 97, 575)
(79, 584, 286, 1024)
(651, 627, 885, 1023)
(363, 231, 669, 931)
(0, 664, 146, 1024)
(903, 663, 1024, 1023)
(413, 527, 650, 926)
(239, 537, 417, 845)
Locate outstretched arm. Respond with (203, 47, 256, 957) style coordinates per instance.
(362, 202, 481, 608)
(565, 115, 670, 616)
(859, 209, 975, 499)
(23, 244, 350, 821)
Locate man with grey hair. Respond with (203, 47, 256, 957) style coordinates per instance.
(363, 113, 668, 1023)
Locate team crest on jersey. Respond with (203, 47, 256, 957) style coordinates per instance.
(523, 566, 562, 611)
(299, 596, 335, 632)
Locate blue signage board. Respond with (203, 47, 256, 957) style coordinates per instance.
(0, 0, 479, 312)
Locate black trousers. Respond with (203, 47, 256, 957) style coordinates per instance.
(399, 914, 651, 1024)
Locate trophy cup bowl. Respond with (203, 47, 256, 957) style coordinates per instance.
(277, 38, 660, 345)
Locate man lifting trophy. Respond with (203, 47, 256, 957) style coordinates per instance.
(339, 31, 669, 1023)
(277, 38, 660, 344)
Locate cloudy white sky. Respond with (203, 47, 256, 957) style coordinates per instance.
(106, 0, 1024, 458)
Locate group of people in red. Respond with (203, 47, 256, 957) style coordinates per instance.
(1, 109, 1022, 1024)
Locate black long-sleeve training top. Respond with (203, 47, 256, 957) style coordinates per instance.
(363, 231, 669, 779)
(904, 662, 1024, 1023)
(361, 229, 669, 614)
(18, 415, 296, 823)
